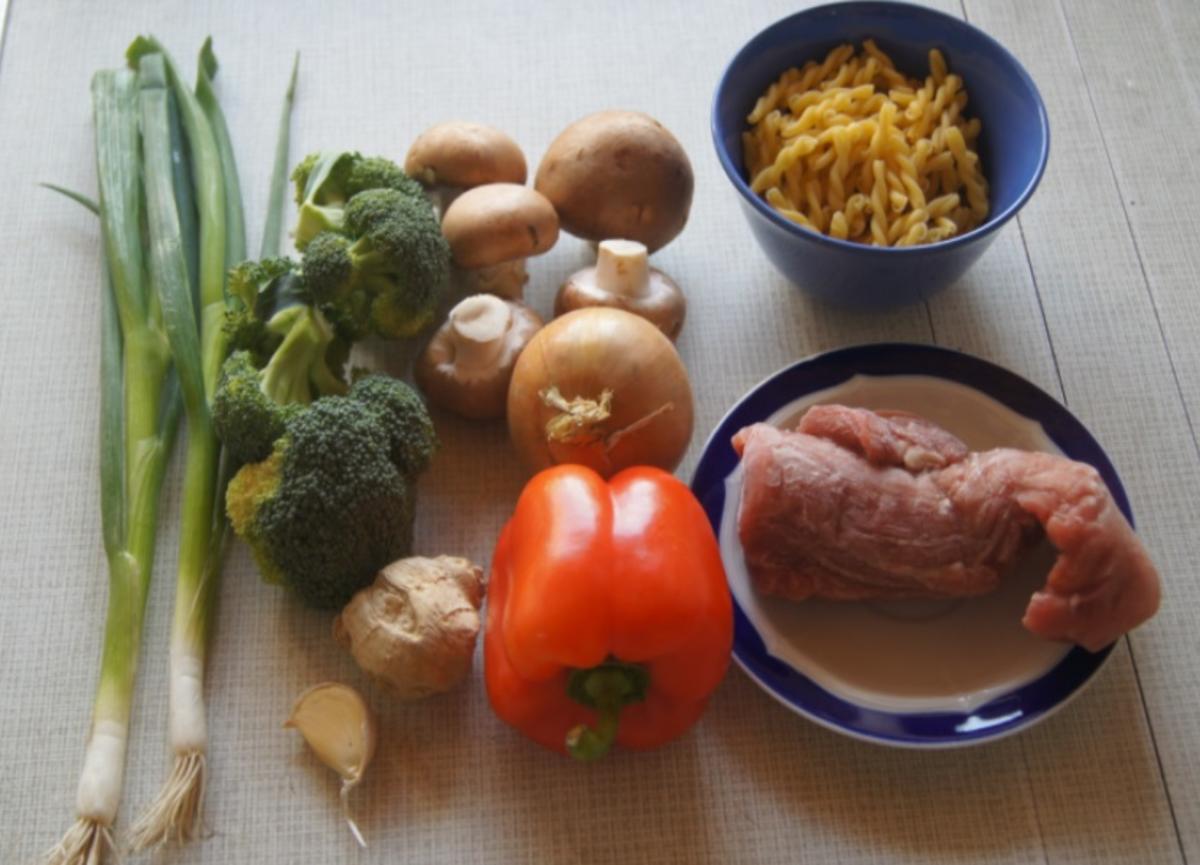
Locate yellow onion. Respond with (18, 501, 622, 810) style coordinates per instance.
(507, 307, 693, 477)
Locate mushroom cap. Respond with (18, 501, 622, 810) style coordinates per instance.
(555, 246, 686, 341)
(415, 295, 543, 420)
(441, 183, 560, 269)
(534, 110, 694, 253)
(405, 121, 527, 189)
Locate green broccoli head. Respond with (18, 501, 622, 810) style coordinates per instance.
(213, 272, 349, 465)
(224, 305, 270, 360)
(298, 188, 449, 340)
(301, 232, 355, 305)
(292, 151, 428, 252)
(292, 151, 359, 250)
(225, 379, 437, 609)
(338, 188, 450, 339)
(346, 155, 426, 199)
(291, 153, 448, 339)
(347, 374, 437, 477)
(294, 151, 420, 205)
(290, 152, 322, 206)
(223, 257, 299, 359)
(229, 257, 297, 310)
(212, 351, 305, 464)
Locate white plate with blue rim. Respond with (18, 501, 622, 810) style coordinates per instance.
(690, 343, 1127, 748)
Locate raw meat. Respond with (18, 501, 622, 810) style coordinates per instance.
(732, 422, 1035, 602)
(732, 406, 1161, 651)
(797, 404, 969, 470)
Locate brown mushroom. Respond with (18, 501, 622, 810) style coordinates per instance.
(405, 121, 527, 214)
(534, 110, 694, 253)
(555, 239, 686, 340)
(440, 183, 559, 299)
(415, 294, 543, 420)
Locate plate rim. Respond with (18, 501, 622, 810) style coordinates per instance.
(690, 342, 1123, 748)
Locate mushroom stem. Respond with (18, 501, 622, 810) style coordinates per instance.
(426, 186, 463, 222)
(469, 259, 528, 300)
(595, 239, 651, 299)
(449, 294, 513, 370)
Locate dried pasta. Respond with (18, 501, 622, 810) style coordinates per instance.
(744, 41, 989, 246)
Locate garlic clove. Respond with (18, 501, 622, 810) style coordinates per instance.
(285, 682, 377, 847)
(285, 682, 377, 784)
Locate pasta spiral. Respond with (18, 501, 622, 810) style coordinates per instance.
(744, 41, 989, 246)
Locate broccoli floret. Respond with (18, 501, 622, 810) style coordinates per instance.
(303, 188, 449, 339)
(225, 376, 437, 609)
(346, 155, 426, 199)
(223, 257, 299, 359)
(292, 151, 358, 250)
(212, 351, 306, 464)
(291, 151, 430, 253)
(228, 257, 297, 310)
(213, 297, 346, 464)
(347, 374, 437, 476)
(300, 232, 354, 302)
(290, 152, 322, 206)
(213, 261, 349, 464)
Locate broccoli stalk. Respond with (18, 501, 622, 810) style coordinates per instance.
(214, 295, 350, 472)
(262, 306, 345, 402)
(225, 257, 347, 398)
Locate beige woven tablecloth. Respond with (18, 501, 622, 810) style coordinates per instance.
(2, 1, 1196, 863)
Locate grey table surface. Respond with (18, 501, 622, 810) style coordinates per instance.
(1, 0, 1197, 863)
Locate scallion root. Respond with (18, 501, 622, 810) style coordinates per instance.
(41, 818, 115, 865)
(125, 751, 206, 851)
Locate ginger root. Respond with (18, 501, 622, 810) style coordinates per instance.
(333, 556, 485, 699)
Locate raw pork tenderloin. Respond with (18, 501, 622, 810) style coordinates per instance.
(732, 406, 1161, 651)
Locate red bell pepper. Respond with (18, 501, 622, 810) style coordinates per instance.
(484, 464, 733, 760)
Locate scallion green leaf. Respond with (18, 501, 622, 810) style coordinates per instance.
(261, 53, 299, 258)
(196, 37, 247, 269)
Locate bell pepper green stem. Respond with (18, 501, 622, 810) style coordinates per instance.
(565, 703, 621, 762)
(564, 660, 649, 762)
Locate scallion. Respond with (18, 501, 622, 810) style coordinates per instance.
(42, 68, 179, 865)
(125, 38, 231, 850)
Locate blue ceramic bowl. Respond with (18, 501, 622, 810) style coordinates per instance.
(712, 2, 1049, 309)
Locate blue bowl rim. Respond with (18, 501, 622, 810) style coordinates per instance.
(689, 342, 1124, 748)
(711, 0, 1051, 256)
